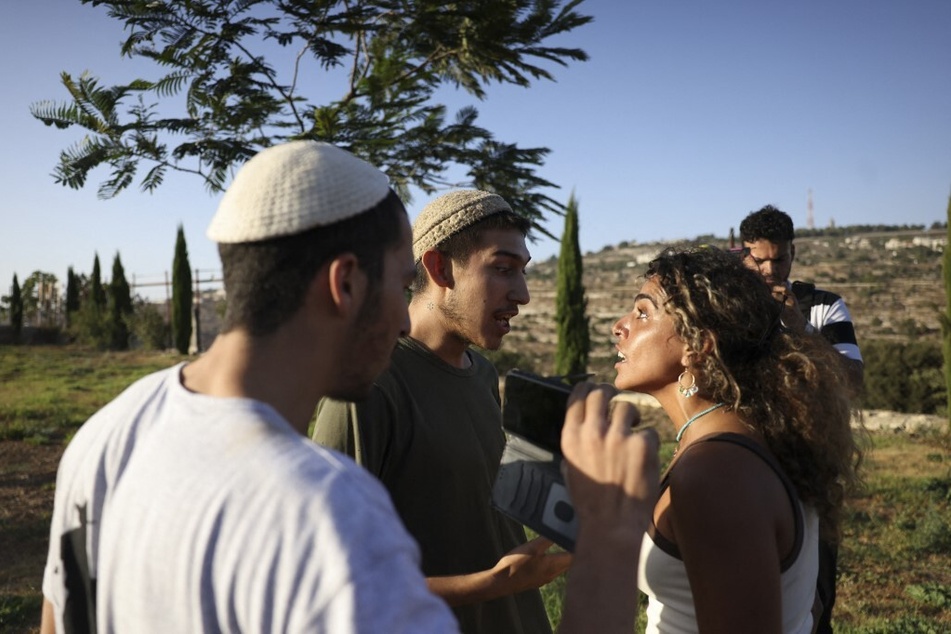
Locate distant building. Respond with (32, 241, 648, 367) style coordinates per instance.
(884, 236, 946, 252)
(912, 236, 946, 251)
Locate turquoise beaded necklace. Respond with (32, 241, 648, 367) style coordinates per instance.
(675, 402, 727, 442)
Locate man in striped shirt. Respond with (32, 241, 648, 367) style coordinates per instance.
(739, 205, 864, 392)
(739, 204, 863, 634)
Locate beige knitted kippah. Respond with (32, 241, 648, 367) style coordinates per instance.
(207, 140, 391, 243)
(412, 189, 512, 261)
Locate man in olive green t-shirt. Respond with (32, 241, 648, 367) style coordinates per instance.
(313, 190, 570, 634)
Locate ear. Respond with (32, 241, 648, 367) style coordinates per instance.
(790, 242, 796, 262)
(420, 249, 454, 289)
(326, 253, 366, 317)
(681, 333, 715, 367)
(680, 349, 694, 368)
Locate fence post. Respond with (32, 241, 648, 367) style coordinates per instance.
(191, 267, 201, 353)
(165, 271, 172, 350)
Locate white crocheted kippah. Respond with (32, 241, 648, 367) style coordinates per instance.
(207, 141, 391, 243)
(412, 189, 512, 262)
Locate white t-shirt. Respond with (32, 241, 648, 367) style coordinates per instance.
(43, 364, 457, 633)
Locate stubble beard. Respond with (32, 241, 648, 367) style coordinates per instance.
(326, 286, 389, 402)
(439, 294, 481, 350)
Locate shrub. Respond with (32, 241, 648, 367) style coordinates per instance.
(862, 339, 946, 414)
(127, 300, 169, 350)
(69, 302, 111, 350)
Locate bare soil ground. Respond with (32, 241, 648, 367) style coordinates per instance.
(0, 441, 59, 633)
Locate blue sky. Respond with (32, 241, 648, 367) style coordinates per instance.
(2, 0, 950, 301)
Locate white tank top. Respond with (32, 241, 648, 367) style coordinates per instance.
(636, 433, 820, 634)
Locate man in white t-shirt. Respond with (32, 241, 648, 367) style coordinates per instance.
(41, 141, 659, 634)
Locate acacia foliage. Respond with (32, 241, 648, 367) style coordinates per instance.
(31, 0, 592, 236)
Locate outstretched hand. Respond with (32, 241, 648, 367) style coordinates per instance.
(491, 536, 572, 594)
(426, 536, 570, 606)
(558, 382, 660, 634)
(560, 383, 659, 533)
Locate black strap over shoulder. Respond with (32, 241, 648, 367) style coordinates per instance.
(664, 433, 806, 571)
(61, 505, 98, 634)
(791, 280, 816, 321)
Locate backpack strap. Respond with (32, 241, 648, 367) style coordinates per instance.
(790, 280, 816, 323)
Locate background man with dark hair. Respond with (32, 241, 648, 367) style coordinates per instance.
(739, 203, 864, 634)
(739, 205, 864, 391)
(313, 190, 568, 633)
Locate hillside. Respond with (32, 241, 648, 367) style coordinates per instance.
(179, 226, 946, 379)
(505, 227, 947, 378)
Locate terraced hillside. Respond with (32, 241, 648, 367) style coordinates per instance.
(504, 228, 946, 379)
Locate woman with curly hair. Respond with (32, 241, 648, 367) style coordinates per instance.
(612, 246, 862, 633)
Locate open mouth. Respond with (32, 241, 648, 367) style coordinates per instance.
(495, 310, 518, 330)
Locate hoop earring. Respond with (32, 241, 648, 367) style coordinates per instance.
(678, 370, 698, 398)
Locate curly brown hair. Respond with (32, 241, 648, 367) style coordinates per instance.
(646, 246, 863, 540)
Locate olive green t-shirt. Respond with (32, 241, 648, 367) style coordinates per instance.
(312, 337, 551, 634)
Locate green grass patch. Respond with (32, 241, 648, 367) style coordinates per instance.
(0, 593, 43, 632)
(0, 345, 948, 631)
(0, 345, 185, 442)
(835, 430, 951, 632)
(539, 431, 951, 632)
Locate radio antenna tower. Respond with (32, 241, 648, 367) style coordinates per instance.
(806, 188, 815, 229)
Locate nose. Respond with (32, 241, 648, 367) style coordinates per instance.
(612, 316, 628, 339)
(510, 272, 530, 305)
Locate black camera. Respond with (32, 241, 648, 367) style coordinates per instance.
(491, 370, 578, 551)
(500, 370, 572, 453)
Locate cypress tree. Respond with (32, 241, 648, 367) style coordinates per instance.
(943, 191, 951, 426)
(90, 254, 106, 309)
(10, 274, 23, 342)
(72, 257, 111, 348)
(65, 266, 80, 328)
(172, 225, 193, 354)
(554, 192, 590, 379)
(109, 253, 133, 349)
